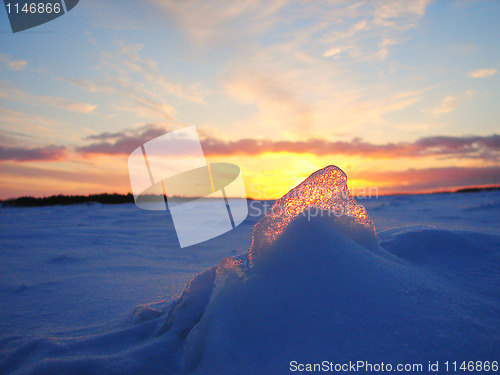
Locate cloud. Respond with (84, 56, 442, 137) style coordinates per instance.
(372, 0, 431, 28)
(77, 126, 500, 162)
(200, 134, 500, 161)
(77, 124, 169, 155)
(0, 145, 67, 162)
(146, 0, 287, 45)
(433, 96, 456, 114)
(149, 0, 430, 63)
(0, 162, 129, 190)
(63, 78, 103, 93)
(0, 129, 39, 146)
(468, 68, 497, 78)
(110, 42, 205, 104)
(323, 19, 370, 45)
(65, 42, 204, 104)
(60, 42, 205, 121)
(205, 0, 432, 139)
(0, 106, 82, 143)
(323, 47, 343, 58)
(8, 60, 27, 71)
(224, 70, 314, 133)
(0, 83, 97, 114)
(0, 54, 28, 71)
(38, 96, 97, 114)
(319, 1, 430, 61)
(352, 165, 500, 193)
(223, 50, 428, 137)
(62, 76, 174, 119)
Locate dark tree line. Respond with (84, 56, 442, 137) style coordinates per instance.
(1, 193, 136, 207)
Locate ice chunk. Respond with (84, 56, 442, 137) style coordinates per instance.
(249, 165, 376, 265)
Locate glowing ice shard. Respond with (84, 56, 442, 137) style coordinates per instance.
(249, 165, 375, 262)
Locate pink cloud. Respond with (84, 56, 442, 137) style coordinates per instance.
(77, 126, 500, 162)
(352, 166, 500, 193)
(0, 145, 67, 162)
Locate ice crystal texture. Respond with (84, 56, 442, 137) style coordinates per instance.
(249, 165, 375, 263)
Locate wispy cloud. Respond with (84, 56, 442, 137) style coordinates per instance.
(77, 124, 169, 156)
(0, 54, 28, 71)
(194, 0, 434, 139)
(433, 96, 456, 114)
(37, 96, 97, 114)
(468, 68, 497, 78)
(148, 0, 431, 63)
(0, 145, 66, 162)
(0, 106, 88, 144)
(319, 1, 431, 61)
(371, 0, 432, 29)
(61, 42, 204, 121)
(63, 76, 173, 120)
(221, 52, 426, 138)
(0, 83, 97, 114)
(224, 70, 314, 134)
(110, 42, 205, 104)
(146, 0, 287, 45)
(66, 42, 205, 107)
(0, 163, 129, 190)
(323, 47, 343, 58)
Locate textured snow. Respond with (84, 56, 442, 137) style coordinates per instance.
(180, 221, 499, 374)
(0, 167, 499, 374)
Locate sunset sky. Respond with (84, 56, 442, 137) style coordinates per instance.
(1, 0, 499, 199)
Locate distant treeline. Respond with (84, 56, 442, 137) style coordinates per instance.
(454, 186, 500, 194)
(0, 193, 242, 207)
(1, 186, 499, 207)
(1, 193, 136, 207)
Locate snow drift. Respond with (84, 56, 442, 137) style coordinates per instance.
(157, 166, 499, 374)
(1, 166, 499, 375)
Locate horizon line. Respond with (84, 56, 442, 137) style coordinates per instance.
(1, 184, 499, 203)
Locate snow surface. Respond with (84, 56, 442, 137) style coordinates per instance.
(0, 169, 499, 374)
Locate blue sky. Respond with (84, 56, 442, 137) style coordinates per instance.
(0, 0, 499, 198)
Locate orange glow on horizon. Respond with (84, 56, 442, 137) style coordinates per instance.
(1, 151, 497, 200)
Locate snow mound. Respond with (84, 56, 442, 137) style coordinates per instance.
(158, 266, 216, 337)
(166, 216, 499, 374)
(153, 166, 499, 373)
